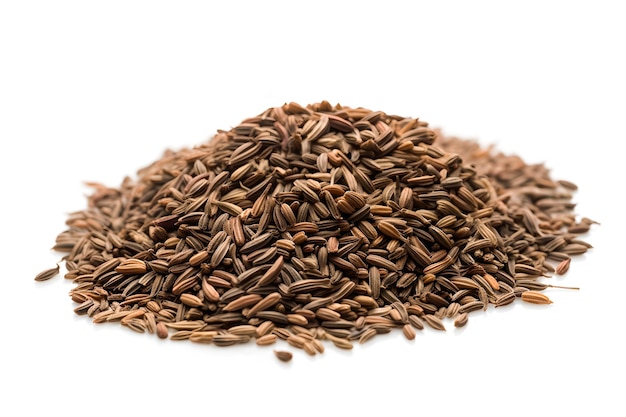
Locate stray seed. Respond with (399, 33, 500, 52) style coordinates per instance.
(34, 264, 60, 282)
(274, 350, 293, 362)
(521, 291, 553, 305)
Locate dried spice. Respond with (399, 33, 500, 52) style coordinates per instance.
(36, 101, 595, 359)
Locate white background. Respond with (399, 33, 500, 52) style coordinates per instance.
(1, 1, 624, 416)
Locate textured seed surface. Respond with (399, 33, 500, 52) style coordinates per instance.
(34, 101, 595, 358)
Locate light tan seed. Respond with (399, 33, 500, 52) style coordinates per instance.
(115, 259, 147, 275)
(256, 334, 278, 346)
(521, 291, 553, 305)
(228, 325, 258, 336)
(256, 321, 275, 337)
(287, 314, 308, 326)
(287, 335, 307, 349)
(402, 324, 416, 340)
(189, 250, 210, 266)
(170, 330, 193, 341)
(180, 293, 203, 308)
(189, 331, 219, 344)
(483, 273, 500, 291)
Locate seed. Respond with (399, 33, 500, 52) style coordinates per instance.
(454, 313, 469, 328)
(402, 324, 416, 340)
(377, 221, 407, 242)
(256, 256, 284, 288)
(256, 334, 278, 346)
(189, 331, 219, 344)
(34, 264, 60, 282)
(115, 259, 147, 275)
(555, 258, 572, 275)
(156, 322, 169, 339)
(424, 314, 446, 331)
(483, 273, 500, 291)
(495, 292, 516, 308)
(180, 293, 203, 308)
(223, 294, 262, 312)
(521, 291, 553, 305)
(274, 350, 293, 362)
(365, 254, 397, 271)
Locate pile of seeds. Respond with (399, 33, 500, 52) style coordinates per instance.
(36, 101, 595, 357)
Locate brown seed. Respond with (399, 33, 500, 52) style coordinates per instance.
(274, 350, 293, 362)
(156, 322, 169, 339)
(115, 259, 147, 275)
(180, 293, 203, 308)
(223, 294, 262, 312)
(423, 314, 446, 331)
(483, 273, 500, 291)
(256, 256, 284, 287)
(34, 264, 60, 282)
(377, 221, 407, 242)
(555, 258, 572, 275)
(402, 324, 416, 340)
(256, 334, 278, 346)
(521, 291, 553, 305)
(454, 312, 469, 328)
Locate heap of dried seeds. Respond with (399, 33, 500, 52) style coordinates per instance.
(37, 101, 595, 357)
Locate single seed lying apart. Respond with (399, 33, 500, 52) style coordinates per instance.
(34, 264, 59, 282)
(274, 350, 293, 362)
(521, 291, 553, 305)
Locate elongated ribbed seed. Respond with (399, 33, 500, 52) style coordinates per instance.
(34, 264, 60, 282)
(521, 291, 553, 305)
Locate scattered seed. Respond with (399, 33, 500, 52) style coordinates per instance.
(521, 291, 553, 305)
(274, 350, 293, 362)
